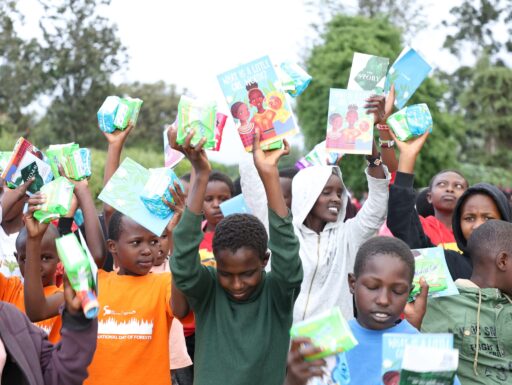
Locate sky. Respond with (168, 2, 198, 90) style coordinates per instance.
(16, 0, 476, 164)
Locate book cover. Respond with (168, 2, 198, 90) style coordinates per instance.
(326, 89, 374, 155)
(219, 194, 252, 217)
(381, 333, 453, 385)
(98, 157, 171, 236)
(347, 52, 389, 94)
(384, 47, 432, 109)
(410, 247, 459, 301)
(400, 345, 459, 385)
(217, 56, 297, 151)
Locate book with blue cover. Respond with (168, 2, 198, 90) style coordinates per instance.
(326, 89, 374, 155)
(98, 157, 172, 236)
(217, 55, 297, 151)
(219, 194, 252, 217)
(384, 47, 432, 109)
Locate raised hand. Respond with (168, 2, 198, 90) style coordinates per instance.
(24, 192, 49, 239)
(63, 274, 83, 316)
(163, 181, 186, 232)
(384, 84, 396, 122)
(365, 95, 386, 125)
(168, 127, 211, 175)
(404, 277, 429, 330)
(103, 122, 134, 148)
(252, 130, 290, 177)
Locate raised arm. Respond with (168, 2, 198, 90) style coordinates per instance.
(386, 131, 435, 249)
(23, 193, 64, 322)
(168, 128, 214, 317)
(374, 85, 398, 173)
(102, 123, 133, 226)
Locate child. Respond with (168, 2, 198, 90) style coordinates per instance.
(170, 129, 303, 385)
(288, 236, 461, 385)
(421, 220, 512, 385)
(0, 277, 97, 385)
(279, 167, 298, 210)
(385, 129, 468, 250)
(291, 137, 390, 322)
(387, 132, 511, 280)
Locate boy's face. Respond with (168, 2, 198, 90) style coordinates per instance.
(427, 172, 467, 213)
(216, 247, 269, 301)
(155, 230, 170, 267)
(16, 229, 59, 287)
(349, 254, 412, 330)
(460, 193, 501, 241)
(279, 177, 293, 210)
(203, 181, 231, 229)
(107, 216, 160, 276)
(307, 174, 343, 225)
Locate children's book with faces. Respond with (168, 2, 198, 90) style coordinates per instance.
(217, 55, 297, 152)
(326, 89, 374, 155)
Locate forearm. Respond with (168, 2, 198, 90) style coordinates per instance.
(75, 185, 106, 267)
(1, 194, 25, 223)
(171, 280, 190, 319)
(24, 237, 56, 321)
(378, 131, 398, 173)
(367, 141, 386, 179)
(259, 169, 288, 218)
(186, 170, 208, 214)
(103, 143, 123, 225)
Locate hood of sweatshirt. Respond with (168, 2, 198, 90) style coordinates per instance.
(452, 183, 511, 254)
(291, 165, 348, 230)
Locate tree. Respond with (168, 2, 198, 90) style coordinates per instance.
(32, 0, 127, 147)
(296, 14, 462, 193)
(0, 1, 46, 135)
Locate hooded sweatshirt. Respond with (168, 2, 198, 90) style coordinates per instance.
(422, 279, 512, 385)
(291, 165, 390, 321)
(388, 173, 512, 280)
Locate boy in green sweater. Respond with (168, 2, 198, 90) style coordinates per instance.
(421, 219, 512, 385)
(169, 129, 303, 385)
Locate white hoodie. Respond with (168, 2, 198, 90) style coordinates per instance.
(291, 165, 390, 321)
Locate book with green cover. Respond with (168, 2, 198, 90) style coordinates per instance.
(347, 52, 389, 94)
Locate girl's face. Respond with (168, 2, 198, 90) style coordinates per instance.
(237, 104, 250, 121)
(268, 96, 282, 110)
(332, 116, 343, 130)
(108, 216, 160, 276)
(460, 193, 501, 241)
(203, 181, 232, 229)
(249, 90, 264, 108)
(427, 172, 467, 213)
(305, 174, 343, 231)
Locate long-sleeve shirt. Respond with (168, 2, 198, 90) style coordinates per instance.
(170, 207, 303, 385)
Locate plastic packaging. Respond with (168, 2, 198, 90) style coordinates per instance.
(176, 96, 217, 148)
(280, 62, 312, 97)
(140, 168, 184, 219)
(33, 177, 74, 223)
(387, 103, 433, 141)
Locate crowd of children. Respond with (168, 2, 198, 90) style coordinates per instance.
(1, 85, 512, 385)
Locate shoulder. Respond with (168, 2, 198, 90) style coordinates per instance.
(0, 302, 33, 332)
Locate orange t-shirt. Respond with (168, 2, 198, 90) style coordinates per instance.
(85, 270, 174, 385)
(0, 274, 62, 343)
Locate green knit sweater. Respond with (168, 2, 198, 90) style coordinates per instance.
(170, 207, 303, 385)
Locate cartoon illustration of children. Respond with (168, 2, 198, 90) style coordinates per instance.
(342, 104, 362, 145)
(326, 112, 345, 150)
(246, 81, 276, 140)
(266, 91, 290, 123)
(230, 101, 255, 149)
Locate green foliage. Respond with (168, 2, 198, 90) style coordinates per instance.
(32, 0, 127, 147)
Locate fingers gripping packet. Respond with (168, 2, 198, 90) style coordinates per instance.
(33, 177, 74, 223)
(176, 96, 217, 148)
(387, 103, 433, 141)
(279, 62, 312, 97)
(290, 307, 358, 361)
(140, 168, 184, 219)
(69, 148, 92, 180)
(47, 144, 91, 180)
(56, 232, 99, 319)
(114, 97, 143, 129)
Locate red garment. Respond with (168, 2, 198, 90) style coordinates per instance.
(419, 215, 455, 246)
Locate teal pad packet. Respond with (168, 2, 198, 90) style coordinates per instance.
(139, 167, 184, 220)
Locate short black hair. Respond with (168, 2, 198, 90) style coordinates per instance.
(213, 214, 268, 260)
(209, 171, 235, 196)
(15, 225, 59, 253)
(467, 220, 512, 265)
(180, 173, 191, 183)
(279, 167, 298, 179)
(232, 176, 242, 196)
(354, 237, 415, 283)
(428, 169, 468, 192)
(108, 211, 126, 241)
(416, 188, 435, 217)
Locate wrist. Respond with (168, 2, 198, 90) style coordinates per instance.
(379, 138, 395, 149)
(365, 152, 382, 168)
